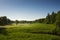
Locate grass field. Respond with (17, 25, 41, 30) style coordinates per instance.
(0, 23, 60, 40)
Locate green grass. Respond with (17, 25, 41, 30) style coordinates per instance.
(0, 23, 60, 40)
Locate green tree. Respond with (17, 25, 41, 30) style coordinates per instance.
(0, 16, 12, 26)
(15, 20, 19, 25)
(56, 11, 60, 27)
(53, 11, 60, 34)
(50, 12, 56, 24)
(45, 13, 51, 24)
(35, 18, 45, 23)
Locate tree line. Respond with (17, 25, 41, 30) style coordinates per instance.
(45, 11, 60, 28)
(0, 10, 60, 27)
(35, 11, 60, 26)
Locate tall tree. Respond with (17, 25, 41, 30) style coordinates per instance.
(50, 12, 56, 24)
(45, 13, 51, 24)
(53, 11, 60, 33)
(56, 11, 60, 27)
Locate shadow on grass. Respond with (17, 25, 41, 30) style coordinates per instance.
(30, 31, 60, 36)
(52, 37, 60, 40)
(0, 27, 8, 35)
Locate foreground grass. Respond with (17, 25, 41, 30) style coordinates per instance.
(0, 23, 60, 40)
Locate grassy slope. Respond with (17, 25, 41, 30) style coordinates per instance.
(0, 23, 60, 40)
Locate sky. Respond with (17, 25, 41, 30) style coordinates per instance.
(0, 0, 60, 21)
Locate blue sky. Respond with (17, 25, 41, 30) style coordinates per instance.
(0, 0, 60, 21)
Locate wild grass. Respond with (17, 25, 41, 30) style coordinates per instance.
(0, 23, 60, 40)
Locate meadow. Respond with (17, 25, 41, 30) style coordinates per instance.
(0, 23, 60, 40)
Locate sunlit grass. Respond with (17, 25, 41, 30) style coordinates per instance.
(0, 23, 60, 40)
